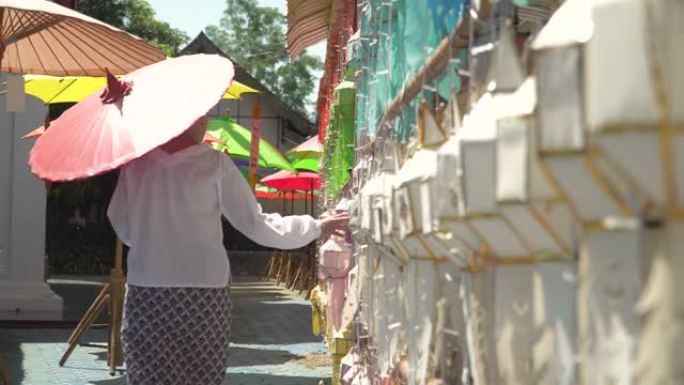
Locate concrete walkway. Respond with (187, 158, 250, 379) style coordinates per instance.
(0, 277, 331, 385)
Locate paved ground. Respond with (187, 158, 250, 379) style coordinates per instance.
(0, 277, 331, 385)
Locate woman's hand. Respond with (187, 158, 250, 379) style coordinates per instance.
(320, 212, 350, 240)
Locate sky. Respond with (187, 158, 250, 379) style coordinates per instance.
(147, 0, 326, 113)
(147, 0, 327, 60)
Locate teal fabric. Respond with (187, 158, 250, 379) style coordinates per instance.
(353, 0, 465, 141)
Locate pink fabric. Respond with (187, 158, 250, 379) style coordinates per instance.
(288, 135, 323, 155)
(29, 55, 234, 181)
(100, 69, 133, 103)
(319, 236, 353, 332)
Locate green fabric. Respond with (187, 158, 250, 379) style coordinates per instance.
(323, 81, 356, 201)
(291, 155, 319, 172)
(207, 117, 294, 171)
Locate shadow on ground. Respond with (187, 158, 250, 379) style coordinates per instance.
(85, 372, 327, 385)
(231, 285, 319, 345)
(0, 328, 110, 385)
(228, 346, 299, 367)
(225, 373, 327, 385)
(0, 277, 329, 385)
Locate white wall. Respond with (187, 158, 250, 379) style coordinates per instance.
(0, 83, 62, 319)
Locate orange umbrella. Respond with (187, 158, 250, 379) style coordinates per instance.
(29, 54, 235, 181)
(0, 0, 165, 76)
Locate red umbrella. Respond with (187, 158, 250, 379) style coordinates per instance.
(255, 190, 310, 200)
(28, 54, 235, 181)
(261, 170, 321, 191)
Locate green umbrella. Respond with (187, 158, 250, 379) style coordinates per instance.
(236, 166, 262, 183)
(207, 117, 294, 172)
(291, 154, 319, 172)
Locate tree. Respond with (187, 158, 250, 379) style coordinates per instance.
(205, 0, 322, 115)
(78, 0, 189, 56)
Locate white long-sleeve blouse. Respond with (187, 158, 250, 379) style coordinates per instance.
(107, 144, 321, 287)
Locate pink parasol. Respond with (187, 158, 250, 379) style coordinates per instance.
(22, 125, 45, 139)
(29, 54, 235, 181)
(286, 135, 323, 157)
(24, 122, 228, 148)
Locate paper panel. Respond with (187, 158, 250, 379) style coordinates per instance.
(544, 156, 621, 219)
(462, 142, 497, 214)
(469, 217, 529, 257)
(532, 262, 577, 385)
(494, 265, 535, 385)
(578, 229, 641, 385)
(500, 205, 564, 254)
(585, 0, 658, 133)
(536, 48, 585, 152)
(497, 118, 529, 202)
(594, 133, 666, 206)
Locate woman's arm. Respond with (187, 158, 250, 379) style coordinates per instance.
(218, 156, 322, 249)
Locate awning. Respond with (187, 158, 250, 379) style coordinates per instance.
(286, 0, 334, 59)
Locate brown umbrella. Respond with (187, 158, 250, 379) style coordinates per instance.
(0, 0, 166, 76)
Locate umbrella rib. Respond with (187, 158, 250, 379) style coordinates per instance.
(41, 24, 87, 75)
(5, 12, 63, 45)
(65, 21, 144, 73)
(0, 9, 5, 41)
(8, 12, 24, 73)
(34, 30, 71, 76)
(87, 23, 161, 65)
(58, 21, 117, 74)
(73, 23, 149, 69)
(45, 78, 79, 104)
(5, 8, 28, 39)
(75, 20, 162, 67)
(24, 33, 52, 76)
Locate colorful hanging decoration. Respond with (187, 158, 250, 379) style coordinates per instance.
(248, 102, 262, 190)
(323, 80, 356, 203)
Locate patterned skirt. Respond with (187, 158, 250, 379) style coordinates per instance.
(122, 285, 232, 385)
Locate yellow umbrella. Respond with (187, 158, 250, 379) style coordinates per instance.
(22, 74, 259, 104)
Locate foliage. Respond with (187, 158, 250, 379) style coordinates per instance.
(78, 0, 189, 56)
(206, 0, 322, 115)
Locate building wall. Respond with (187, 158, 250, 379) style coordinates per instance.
(212, 93, 306, 153)
(0, 83, 62, 319)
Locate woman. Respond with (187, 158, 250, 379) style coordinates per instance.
(107, 116, 348, 385)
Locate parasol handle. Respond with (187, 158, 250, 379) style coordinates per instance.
(114, 239, 123, 272)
